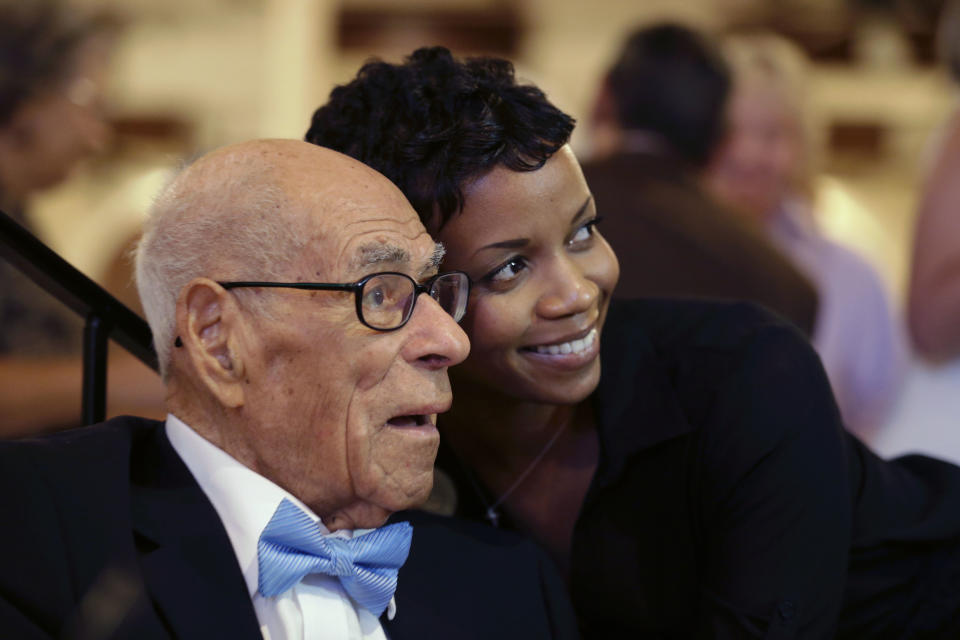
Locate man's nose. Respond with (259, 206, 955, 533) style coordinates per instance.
(402, 294, 470, 369)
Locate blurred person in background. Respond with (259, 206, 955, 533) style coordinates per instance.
(0, 0, 163, 437)
(583, 23, 820, 337)
(908, 0, 960, 361)
(706, 31, 907, 440)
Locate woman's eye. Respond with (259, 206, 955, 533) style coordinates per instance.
(568, 218, 601, 247)
(485, 258, 527, 284)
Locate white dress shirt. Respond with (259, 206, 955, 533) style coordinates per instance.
(166, 414, 393, 640)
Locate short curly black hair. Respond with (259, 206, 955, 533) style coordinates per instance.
(305, 46, 575, 231)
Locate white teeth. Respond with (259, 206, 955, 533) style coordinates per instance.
(534, 329, 597, 355)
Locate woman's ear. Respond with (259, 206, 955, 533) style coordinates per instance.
(173, 278, 246, 408)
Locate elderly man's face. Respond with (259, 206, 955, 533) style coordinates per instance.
(231, 166, 469, 528)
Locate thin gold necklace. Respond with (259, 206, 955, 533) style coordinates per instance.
(460, 417, 570, 527)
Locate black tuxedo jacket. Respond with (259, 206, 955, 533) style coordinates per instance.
(0, 416, 578, 639)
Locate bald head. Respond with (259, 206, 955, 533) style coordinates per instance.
(176, 138, 401, 196)
(136, 139, 421, 378)
(164, 139, 409, 235)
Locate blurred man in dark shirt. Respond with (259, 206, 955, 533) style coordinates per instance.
(583, 23, 818, 335)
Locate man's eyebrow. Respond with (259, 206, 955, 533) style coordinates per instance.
(419, 243, 446, 277)
(431, 243, 446, 267)
(351, 243, 410, 271)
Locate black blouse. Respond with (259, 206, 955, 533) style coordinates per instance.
(437, 298, 960, 638)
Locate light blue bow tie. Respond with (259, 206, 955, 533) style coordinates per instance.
(257, 498, 412, 617)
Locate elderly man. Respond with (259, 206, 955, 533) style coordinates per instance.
(0, 140, 577, 639)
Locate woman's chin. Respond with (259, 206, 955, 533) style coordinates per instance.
(513, 359, 603, 405)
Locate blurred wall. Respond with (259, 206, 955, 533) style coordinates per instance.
(32, 0, 955, 304)
(19, 0, 960, 460)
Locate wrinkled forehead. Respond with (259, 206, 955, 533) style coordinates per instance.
(301, 188, 440, 280)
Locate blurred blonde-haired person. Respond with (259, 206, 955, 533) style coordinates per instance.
(706, 32, 907, 440)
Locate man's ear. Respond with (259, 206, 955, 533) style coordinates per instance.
(173, 278, 247, 408)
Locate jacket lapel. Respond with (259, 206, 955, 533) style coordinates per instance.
(130, 424, 262, 640)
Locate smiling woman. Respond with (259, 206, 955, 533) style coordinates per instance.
(438, 149, 617, 408)
(306, 46, 960, 638)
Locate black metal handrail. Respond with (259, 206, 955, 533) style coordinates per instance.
(0, 209, 158, 425)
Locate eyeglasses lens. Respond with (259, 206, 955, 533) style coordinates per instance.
(361, 272, 469, 329)
(430, 272, 468, 323)
(361, 274, 412, 329)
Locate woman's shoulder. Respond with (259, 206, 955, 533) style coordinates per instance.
(604, 297, 810, 358)
(600, 297, 839, 452)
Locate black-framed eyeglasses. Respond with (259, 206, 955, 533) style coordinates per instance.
(218, 271, 470, 331)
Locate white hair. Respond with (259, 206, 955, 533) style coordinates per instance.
(135, 150, 311, 379)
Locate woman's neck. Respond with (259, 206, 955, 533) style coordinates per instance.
(441, 382, 599, 575)
(440, 384, 590, 475)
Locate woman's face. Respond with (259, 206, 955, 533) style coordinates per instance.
(707, 83, 803, 222)
(435, 145, 619, 405)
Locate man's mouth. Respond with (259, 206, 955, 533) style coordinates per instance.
(522, 328, 598, 356)
(386, 414, 432, 428)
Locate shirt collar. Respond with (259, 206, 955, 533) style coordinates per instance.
(165, 414, 337, 598)
(165, 415, 398, 619)
(768, 197, 819, 241)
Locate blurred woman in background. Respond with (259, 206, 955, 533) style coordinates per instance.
(705, 32, 907, 439)
(0, 0, 163, 436)
(0, 1, 113, 209)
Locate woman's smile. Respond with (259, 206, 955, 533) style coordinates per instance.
(519, 327, 600, 370)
